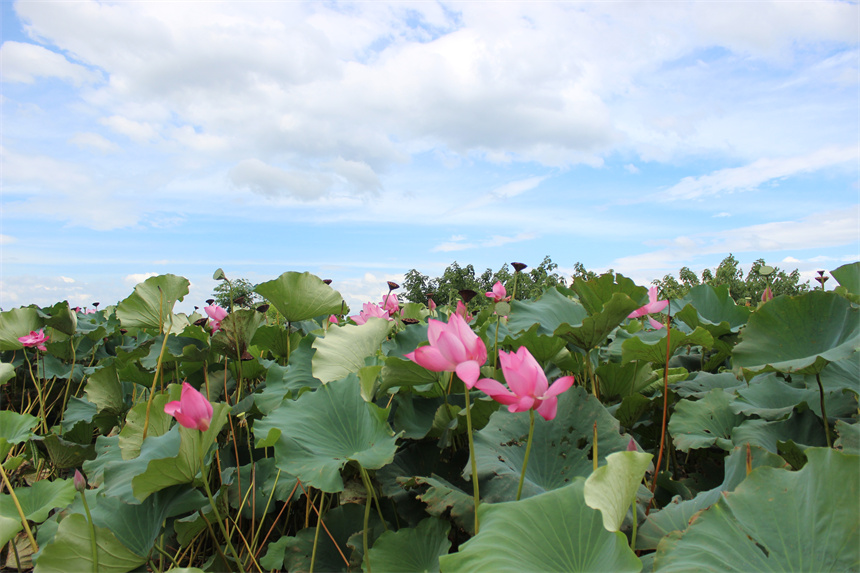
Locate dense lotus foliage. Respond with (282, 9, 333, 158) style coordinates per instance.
(0, 263, 858, 572)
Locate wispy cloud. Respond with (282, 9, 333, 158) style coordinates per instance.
(432, 232, 536, 253)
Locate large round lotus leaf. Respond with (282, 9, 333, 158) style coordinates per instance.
(366, 517, 451, 573)
(570, 272, 646, 317)
(312, 318, 391, 384)
(210, 309, 264, 358)
(673, 284, 751, 336)
(831, 261, 860, 296)
(668, 389, 745, 452)
(732, 291, 860, 377)
(0, 307, 44, 350)
(0, 478, 76, 546)
(506, 288, 587, 337)
(469, 387, 632, 502)
(253, 376, 399, 493)
(584, 450, 653, 532)
(254, 271, 347, 323)
(34, 513, 147, 573)
(438, 479, 641, 573)
(653, 448, 859, 572)
(554, 291, 643, 351)
(0, 411, 39, 459)
(621, 327, 714, 366)
(38, 301, 77, 336)
(116, 274, 190, 331)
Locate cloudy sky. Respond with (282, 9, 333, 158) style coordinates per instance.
(2, 0, 858, 312)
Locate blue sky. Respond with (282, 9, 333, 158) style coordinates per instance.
(2, 0, 858, 313)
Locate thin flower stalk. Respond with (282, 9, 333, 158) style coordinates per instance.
(516, 409, 536, 501)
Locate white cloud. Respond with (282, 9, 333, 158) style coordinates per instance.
(624, 164, 640, 174)
(432, 232, 536, 253)
(657, 146, 857, 202)
(0, 235, 17, 245)
(59, 276, 75, 283)
(99, 115, 159, 143)
(782, 256, 801, 263)
(69, 132, 121, 153)
(713, 212, 732, 218)
(0, 41, 98, 85)
(124, 272, 159, 285)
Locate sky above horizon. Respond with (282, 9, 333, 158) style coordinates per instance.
(2, 0, 858, 313)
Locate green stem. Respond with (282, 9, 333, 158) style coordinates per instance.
(516, 409, 535, 501)
(61, 339, 77, 433)
(23, 352, 48, 434)
(463, 385, 480, 533)
(0, 462, 38, 553)
(199, 451, 245, 573)
(815, 373, 832, 448)
(141, 331, 171, 441)
(630, 496, 638, 552)
(493, 314, 501, 370)
(80, 490, 99, 572)
(359, 467, 373, 573)
(310, 491, 325, 573)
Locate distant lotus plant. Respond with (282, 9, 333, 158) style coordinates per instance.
(350, 302, 392, 325)
(204, 304, 228, 333)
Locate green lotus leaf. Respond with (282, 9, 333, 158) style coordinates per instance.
(118, 389, 176, 460)
(438, 479, 641, 573)
(673, 284, 751, 336)
(653, 448, 859, 572)
(730, 408, 828, 453)
(671, 371, 746, 399)
(41, 433, 96, 469)
(378, 355, 444, 396)
(33, 513, 147, 573)
(312, 318, 391, 384)
(622, 327, 714, 366)
(835, 420, 860, 454)
(210, 309, 264, 358)
(731, 374, 856, 421)
(0, 307, 44, 351)
(115, 274, 190, 331)
(570, 272, 647, 317)
(470, 387, 632, 502)
(85, 362, 126, 416)
(669, 389, 745, 452)
(506, 288, 587, 337)
(0, 411, 39, 459)
(251, 324, 302, 359)
(554, 291, 643, 351)
(732, 291, 860, 377)
(254, 271, 347, 323)
(637, 444, 786, 550)
(0, 478, 76, 547)
(596, 360, 654, 400)
(831, 261, 860, 296)
(584, 450, 653, 532)
(500, 324, 567, 364)
(224, 457, 299, 519)
(253, 376, 399, 493)
(366, 517, 451, 573)
(38, 301, 77, 336)
(381, 322, 429, 359)
(0, 362, 14, 386)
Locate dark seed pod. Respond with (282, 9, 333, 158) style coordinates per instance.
(512, 262, 527, 272)
(256, 304, 270, 313)
(401, 318, 420, 325)
(387, 281, 400, 291)
(459, 289, 477, 303)
(206, 299, 215, 306)
(323, 279, 333, 285)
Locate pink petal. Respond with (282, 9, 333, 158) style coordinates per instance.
(408, 345, 455, 372)
(455, 361, 481, 388)
(536, 397, 559, 421)
(543, 376, 575, 399)
(435, 331, 468, 364)
(474, 378, 519, 405)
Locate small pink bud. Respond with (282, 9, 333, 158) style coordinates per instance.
(74, 469, 87, 492)
(626, 438, 637, 452)
(328, 314, 338, 324)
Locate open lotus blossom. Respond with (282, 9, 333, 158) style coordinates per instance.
(164, 382, 214, 431)
(474, 346, 574, 421)
(380, 293, 400, 316)
(629, 287, 668, 319)
(350, 302, 392, 325)
(204, 304, 228, 333)
(485, 281, 510, 302)
(405, 313, 487, 388)
(647, 316, 665, 330)
(18, 329, 49, 351)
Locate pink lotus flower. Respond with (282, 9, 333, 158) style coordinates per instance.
(485, 281, 510, 303)
(350, 302, 392, 325)
(381, 293, 400, 316)
(629, 287, 668, 319)
(74, 469, 87, 492)
(428, 298, 437, 312)
(761, 285, 773, 302)
(18, 329, 49, 351)
(405, 313, 487, 388)
(328, 314, 339, 324)
(164, 382, 214, 431)
(455, 300, 473, 323)
(647, 316, 665, 330)
(474, 346, 574, 421)
(204, 304, 228, 333)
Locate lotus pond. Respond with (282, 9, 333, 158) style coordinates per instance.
(0, 264, 858, 572)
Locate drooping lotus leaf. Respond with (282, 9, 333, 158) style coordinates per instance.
(653, 448, 859, 572)
(0, 307, 44, 350)
(584, 450, 653, 532)
(554, 291, 644, 351)
(438, 479, 641, 573)
(673, 284, 751, 337)
(33, 513, 148, 573)
(831, 261, 860, 297)
(668, 389, 745, 452)
(570, 272, 647, 317)
(0, 478, 76, 546)
(312, 318, 391, 384)
(596, 360, 654, 400)
(622, 327, 714, 366)
(38, 301, 77, 336)
(730, 408, 828, 453)
(731, 374, 857, 421)
(506, 288, 587, 337)
(732, 291, 860, 377)
(671, 371, 747, 399)
(469, 387, 632, 502)
(251, 325, 302, 359)
(210, 309, 264, 358)
(366, 517, 451, 573)
(637, 444, 786, 550)
(253, 376, 399, 493)
(254, 271, 347, 323)
(835, 420, 860, 454)
(115, 274, 190, 331)
(85, 362, 126, 417)
(0, 411, 39, 460)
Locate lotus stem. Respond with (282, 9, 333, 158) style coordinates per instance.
(630, 496, 638, 552)
(23, 352, 48, 434)
(815, 373, 832, 448)
(593, 422, 598, 472)
(463, 384, 480, 533)
(0, 462, 38, 553)
(648, 312, 673, 510)
(310, 491, 324, 573)
(199, 450, 245, 573)
(359, 466, 374, 573)
(141, 330, 171, 441)
(80, 488, 99, 571)
(516, 409, 535, 501)
(61, 339, 77, 433)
